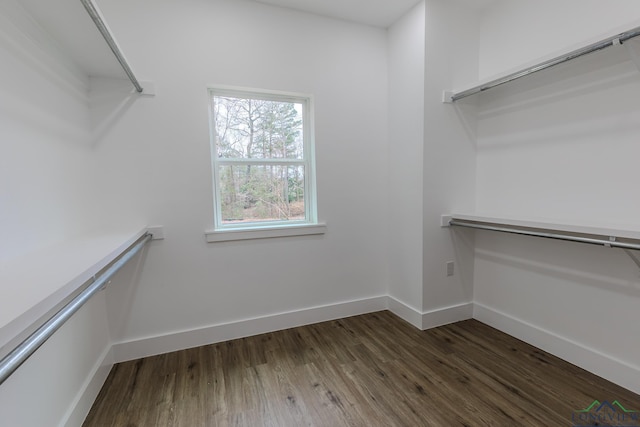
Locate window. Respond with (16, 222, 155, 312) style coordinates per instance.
(207, 87, 320, 239)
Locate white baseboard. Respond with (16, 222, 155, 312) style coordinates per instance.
(112, 296, 388, 363)
(68, 298, 640, 425)
(386, 296, 423, 328)
(387, 297, 473, 330)
(62, 346, 114, 427)
(474, 302, 640, 395)
(114, 296, 475, 363)
(422, 302, 474, 329)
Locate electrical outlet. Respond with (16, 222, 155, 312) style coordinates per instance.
(446, 261, 454, 277)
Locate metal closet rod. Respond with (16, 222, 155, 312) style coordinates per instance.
(451, 25, 640, 102)
(80, 0, 143, 93)
(0, 233, 152, 386)
(449, 220, 640, 251)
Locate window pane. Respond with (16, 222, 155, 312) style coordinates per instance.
(213, 96, 304, 160)
(219, 165, 305, 224)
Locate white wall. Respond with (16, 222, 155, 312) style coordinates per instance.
(0, 294, 113, 427)
(386, 0, 479, 327)
(478, 0, 640, 79)
(421, 0, 478, 320)
(6, 0, 640, 423)
(385, 0, 480, 327)
(93, 0, 390, 352)
(0, 0, 115, 424)
(387, 1, 425, 321)
(473, 0, 640, 392)
(0, 0, 97, 263)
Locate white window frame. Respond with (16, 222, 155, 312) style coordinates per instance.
(206, 86, 322, 241)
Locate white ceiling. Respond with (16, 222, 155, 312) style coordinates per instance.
(254, 0, 422, 28)
(254, 0, 498, 28)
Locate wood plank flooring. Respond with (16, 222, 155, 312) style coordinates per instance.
(84, 311, 640, 426)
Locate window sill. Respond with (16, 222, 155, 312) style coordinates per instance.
(205, 223, 327, 243)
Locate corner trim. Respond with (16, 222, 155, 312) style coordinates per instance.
(386, 296, 423, 328)
(422, 302, 474, 330)
(386, 297, 473, 330)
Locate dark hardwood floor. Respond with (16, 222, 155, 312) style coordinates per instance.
(83, 311, 639, 426)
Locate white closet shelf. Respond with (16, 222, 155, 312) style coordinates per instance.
(0, 226, 149, 350)
(18, 0, 150, 94)
(443, 22, 640, 103)
(442, 213, 640, 241)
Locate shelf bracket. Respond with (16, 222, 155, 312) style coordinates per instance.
(604, 236, 616, 248)
(623, 39, 640, 73)
(608, 235, 640, 270)
(624, 249, 640, 270)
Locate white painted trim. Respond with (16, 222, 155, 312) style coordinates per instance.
(113, 297, 476, 363)
(205, 223, 326, 242)
(474, 303, 640, 395)
(208, 85, 319, 232)
(208, 85, 314, 103)
(386, 296, 423, 328)
(112, 295, 386, 362)
(422, 302, 474, 330)
(386, 297, 473, 330)
(61, 346, 114, 427)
